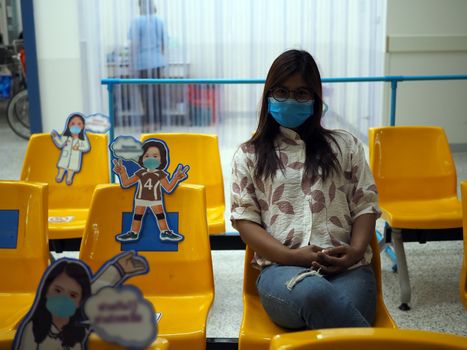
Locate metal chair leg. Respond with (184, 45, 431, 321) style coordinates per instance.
(391, 228, 411, 310)
(376, 223, 398, 268)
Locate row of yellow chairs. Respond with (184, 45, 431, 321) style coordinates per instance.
(2, 126, 467, 349)
(369, 126, 465, 310)
(0, 181, 212, 350)
(0, 180, 395, 350)
(20, 133, 226, 239)
(1, 179, 466, 349)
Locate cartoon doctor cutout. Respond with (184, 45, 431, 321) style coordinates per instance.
(113, 139, 189, 243)
(51, 113, 91, 185)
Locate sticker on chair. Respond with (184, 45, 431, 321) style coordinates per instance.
(48, 216, 75, 223)
(109, 136, 189, 250)
(13, 250, 159, 350)
(51, 113, 91, 185)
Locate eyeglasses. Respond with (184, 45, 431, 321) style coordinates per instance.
(269, 87, 313, 103)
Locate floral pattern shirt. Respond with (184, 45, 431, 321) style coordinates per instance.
(230, 127, 381, 268)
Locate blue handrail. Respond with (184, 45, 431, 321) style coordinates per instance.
(101, 74, 467, 143)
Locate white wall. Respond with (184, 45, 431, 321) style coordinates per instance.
(385, 0, 467, 147)
(34, 0, 84, 132)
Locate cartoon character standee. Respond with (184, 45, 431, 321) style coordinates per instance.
(112, 138, 189, 243)
(13, 251, 148, 350)
(51, 113, 91, 185)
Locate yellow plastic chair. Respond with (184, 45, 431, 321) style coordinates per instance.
(87, 334, 169, 350)
(0, 331, 169, 350)
(269, 328, 467, 350)
(239, 233, 396, 350)
(461, 181, 467, 309)
(0, 181, 49, 331)
(80, 183, 214, 350)
(368, 126, 462, 310)
(141, 133, 225, 234)
(20, 133, 110, 239)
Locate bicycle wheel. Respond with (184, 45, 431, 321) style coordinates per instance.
(7, 89, 30, 140)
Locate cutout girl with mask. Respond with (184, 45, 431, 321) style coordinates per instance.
(51, 113, 91, 185)
(113, 139, 189, 242)
(14, 251, 147, 350)
(231, 50, 381, 329)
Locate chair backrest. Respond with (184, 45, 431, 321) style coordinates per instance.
(140, 133, 224, 213)
(20, 133, 110, 209)
(243, 232, 395, 327)
(269, 328, 467, 350)
(368, 126, 457, 201)
(79, 183, 214, 296)
(460, 181, 467, 309)
(0, 181, 49, 293)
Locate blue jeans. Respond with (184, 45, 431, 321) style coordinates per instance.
(256, 264, 377, 330)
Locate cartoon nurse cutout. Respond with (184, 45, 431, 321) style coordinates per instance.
(51, 113, 91, 185)
(112, 138, 189, 243)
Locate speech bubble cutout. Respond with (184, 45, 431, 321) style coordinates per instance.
(85, 286, 157, 349)
(85, 113, 111, 134)
(109, 136, 143, 162)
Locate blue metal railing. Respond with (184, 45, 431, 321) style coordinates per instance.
(102, 74, 467, 142)
(102, 74, 467, 256)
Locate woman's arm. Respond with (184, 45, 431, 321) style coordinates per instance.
(348, 213, 375, 256)
(313, 213, 376, 274)
(236, 219, 324, 267)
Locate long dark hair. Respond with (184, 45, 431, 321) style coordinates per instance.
(138, 139, 168, 169)
(63, 114, 86, 140)
(30, 260, 92, 348)
(248, 49, 341, 181)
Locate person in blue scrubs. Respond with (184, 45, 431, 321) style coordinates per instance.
(129, 0, 167, 131)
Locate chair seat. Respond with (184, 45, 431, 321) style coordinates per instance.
(240, 296, 286, 350)
(380, 197, 462, 229)
(0, 330, 169, 350)
(207, 206, 226, 234)
(0, 293, 36, 331)
(240, 292, 396, 350)
(48, 208, 89, 239)
(88, 333, 169, 350)
(146, 294, 213, 350)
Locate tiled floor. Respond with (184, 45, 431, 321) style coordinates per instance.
(0, 108, 466, 337)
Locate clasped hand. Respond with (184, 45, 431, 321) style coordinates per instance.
(295, 244, 363, 275)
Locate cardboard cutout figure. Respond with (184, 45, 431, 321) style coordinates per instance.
(110, 136, 189, 243)
(13, 251, 157, 350)
(51, 113, 91, 185)
(84, 113, 111, 134)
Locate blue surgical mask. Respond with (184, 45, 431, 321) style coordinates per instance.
(143, 157, 160, 170)
(46, 294, 78, 318)
(70, 125, 82, 134)
(268, 98, 314, 128)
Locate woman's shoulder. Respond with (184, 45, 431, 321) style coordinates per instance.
(232, 141, 256, 172)
(328, 129, 363, 150)
(233, 141, 255, 160)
